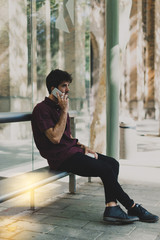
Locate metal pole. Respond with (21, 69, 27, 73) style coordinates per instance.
(106, 0, 119, 159)
(69, 173, 76, 193)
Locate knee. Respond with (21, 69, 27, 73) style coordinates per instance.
(111, 157, 119, 169)
(115, 159, 119, 169)
(111, 158, 120, 174)
(101, 165, 113, 177)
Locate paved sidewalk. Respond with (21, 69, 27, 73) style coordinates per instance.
(0, 120, 160, 240)
(0, 163, 160, 240)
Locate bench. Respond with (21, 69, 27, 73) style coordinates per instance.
(0, 112, 76, 210)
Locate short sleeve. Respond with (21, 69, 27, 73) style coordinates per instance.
(33, 106, 58, 133)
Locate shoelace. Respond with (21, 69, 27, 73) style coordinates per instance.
(136, 204, 147, 214)
(117, 206, 128, 218)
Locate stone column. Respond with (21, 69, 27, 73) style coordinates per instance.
(0, 0, 10, 111)
(63, 0, 86, 111)
(128, 0, 138, 118)
(0, 0, 28, 112)
(155, 0, 160, 133)
(136, 0, 145, 120)
(119, 0, 132, 117)
(126, 0, 144, 119)
(90, 0, 106, 154)
(90, 44, 106, 154)
(9, 0, 28, 111)
(45, 0, 51, 75)
(31, 0, 37, 104)
(144, 0, 155, 118)
(74, 2, 86, 111)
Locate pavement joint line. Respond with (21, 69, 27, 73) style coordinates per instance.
(0, 209, 35, 227)
(93, 231, 104, 240)
(155, 201, 160, 207)
(126, 225, 136, 236)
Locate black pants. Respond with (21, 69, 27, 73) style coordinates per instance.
(58, 152, 134, 210)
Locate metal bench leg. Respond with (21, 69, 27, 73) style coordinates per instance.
(69, 173, 76, 193)
(88, 177, 91, 182)
(30, 189, 35, 210)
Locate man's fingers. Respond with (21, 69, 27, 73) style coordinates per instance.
(64, 94, 68, 100)
(57, 92, 65, 101)
(56, 92, 61, 99)
(84, 147, 88, 154)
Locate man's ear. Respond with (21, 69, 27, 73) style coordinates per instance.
(51, 86, 55, 92)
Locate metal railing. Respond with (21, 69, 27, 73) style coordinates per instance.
(0, 112, 32, 123)
(0, 112, 76, 209)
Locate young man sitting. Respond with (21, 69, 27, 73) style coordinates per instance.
(31, 69, 159, 224)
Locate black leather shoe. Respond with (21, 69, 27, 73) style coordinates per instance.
(103, 205, 139, 224)
(128, 204, 159, 223)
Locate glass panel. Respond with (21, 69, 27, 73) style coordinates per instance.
(0, 122, 32, 178)
(0, 0, 91, 177)
(0, 0, 33, 177)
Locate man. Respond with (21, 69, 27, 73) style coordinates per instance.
(31, 69, 159, 224)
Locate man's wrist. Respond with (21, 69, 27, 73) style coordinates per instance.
(61, 109, 68, 114)
(77, 142, 85, 148)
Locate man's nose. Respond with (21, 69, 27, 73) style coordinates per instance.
(66, 86, 70, 92)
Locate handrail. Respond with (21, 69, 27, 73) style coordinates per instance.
(0, 112, 32, 123)
(0, 170, 69, 204)
(0, 111, 76, 207)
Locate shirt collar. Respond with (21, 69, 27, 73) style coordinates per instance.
(44, 97, 60, 110)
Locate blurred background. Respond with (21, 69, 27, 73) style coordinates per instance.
(0, 0, 160, 178)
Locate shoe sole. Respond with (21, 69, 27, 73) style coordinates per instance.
(139, 218, 159, 223)
(128, 215, 159, 223)
(103, 217, 138, 224)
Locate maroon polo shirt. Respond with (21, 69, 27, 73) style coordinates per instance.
(31, 97, 84, 170)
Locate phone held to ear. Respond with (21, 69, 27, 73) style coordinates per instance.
(52, 88, 63, 98)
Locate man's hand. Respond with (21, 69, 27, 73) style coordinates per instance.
(78, 143, 98, 159)
(85, 148, 98, 159)
(45, 93, 68, 144)
(57, 92, 69, 113)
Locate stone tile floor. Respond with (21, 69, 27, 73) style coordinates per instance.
(0, 119, 160, 239)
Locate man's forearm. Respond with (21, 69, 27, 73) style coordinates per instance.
(53, 110, 68, 141)
(45, 110, 67, 144)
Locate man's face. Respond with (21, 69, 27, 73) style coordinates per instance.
(58, 81, 70, 95)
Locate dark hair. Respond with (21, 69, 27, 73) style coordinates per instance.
(46, 69, 72, 94)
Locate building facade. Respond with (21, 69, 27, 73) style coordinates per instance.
(120, 0, 160, 121)
(0, 0, 160, 175)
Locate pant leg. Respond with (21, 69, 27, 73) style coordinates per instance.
(58, 152, 134, 209)
(97, 153, 119, 180)
(96, 153, 119, 204)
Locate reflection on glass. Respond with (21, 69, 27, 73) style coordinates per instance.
(0, 0, 91, 176)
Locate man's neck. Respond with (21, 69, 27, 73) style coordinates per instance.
(48, 94, 57, 103)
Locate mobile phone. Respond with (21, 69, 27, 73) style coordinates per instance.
(51, 88, 63, 98)
(86, 153, 95, 158)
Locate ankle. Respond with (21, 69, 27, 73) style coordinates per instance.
(131, 203, 135, 208)
(106, 202, 117, 207)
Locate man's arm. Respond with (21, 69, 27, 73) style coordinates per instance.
(45, 93, 69, 144)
